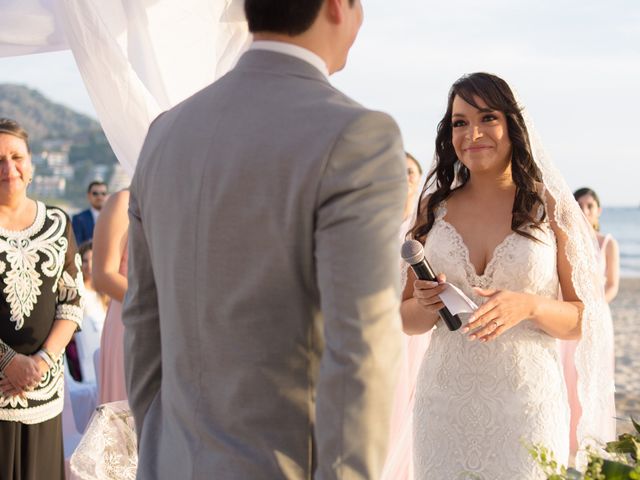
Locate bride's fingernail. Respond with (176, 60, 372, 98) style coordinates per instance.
(468, 334, 476, 341)
(461, 327, 469, 333)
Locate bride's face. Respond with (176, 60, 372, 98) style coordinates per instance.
(451, 94, 512, 175)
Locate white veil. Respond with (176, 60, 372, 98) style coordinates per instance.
(521, 104, 616, 464)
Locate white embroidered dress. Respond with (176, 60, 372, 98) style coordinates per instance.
(413, 202, 569, 480)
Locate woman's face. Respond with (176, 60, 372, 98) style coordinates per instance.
(577, 194, 601, 230)
(406, 156, 421, 197)
(81, 249, 93, 284)
(0, 133, 32, 198)
(451, 94, 512, 175)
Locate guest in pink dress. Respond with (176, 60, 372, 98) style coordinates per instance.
(92, 190, 130, 404)
(574, 188, 620, 303)
(560, 187, 619, 458)
(382, 153, 431, 480)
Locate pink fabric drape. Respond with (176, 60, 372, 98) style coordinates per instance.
(382, 332, 431, 480)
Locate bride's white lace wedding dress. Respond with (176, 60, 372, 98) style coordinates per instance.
(413, 201, 569, 480)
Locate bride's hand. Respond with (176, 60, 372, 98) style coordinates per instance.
(413, 273, 447, 315)
(463, 288, 535, 342)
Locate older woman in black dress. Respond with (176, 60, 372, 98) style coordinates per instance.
(0, 118, 84, 479)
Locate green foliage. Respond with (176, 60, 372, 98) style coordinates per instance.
(531, 418, 640, 480)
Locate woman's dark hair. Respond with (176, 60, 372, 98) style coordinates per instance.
(573, 187, 600, 207)
(245, 0, 353, 35)
(87, 180, 107, 194)
(78, 240, 93, 259)
(0, 118, 30, 153)
(410, 72, 546, 244)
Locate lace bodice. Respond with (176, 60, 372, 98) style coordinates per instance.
(413, 202, 569, 480)
(428, 203, 559, 306)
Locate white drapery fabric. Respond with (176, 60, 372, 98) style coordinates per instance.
(0, 0, 250, 175)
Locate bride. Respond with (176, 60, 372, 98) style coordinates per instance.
(401, 72, 615, 479)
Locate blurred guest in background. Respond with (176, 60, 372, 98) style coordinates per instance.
(74, 241, 108, 384)
(574, 187, 620, 302)
(72, 180, 108, 246)
(384, 151, 429, 479)
(559, 187, 620, 458)
(68, 181, 108, 381)
(403, 152, 423, 223)
(93, 189, 129, 404)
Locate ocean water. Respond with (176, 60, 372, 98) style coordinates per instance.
(600, 207, 640, 278)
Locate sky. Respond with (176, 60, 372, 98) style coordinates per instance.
(0, 0, 639, 206)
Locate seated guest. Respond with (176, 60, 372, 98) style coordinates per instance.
(74, 241, 108, 384)
(67, 182, 109, 380)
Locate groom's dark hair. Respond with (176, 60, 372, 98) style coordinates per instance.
(245, 0, 355, 36)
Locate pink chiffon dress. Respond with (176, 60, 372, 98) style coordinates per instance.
(382, 333, 431, 480)
(97, 244, 128, 404)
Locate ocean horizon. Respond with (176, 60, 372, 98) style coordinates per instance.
(601, 207, 640, 278)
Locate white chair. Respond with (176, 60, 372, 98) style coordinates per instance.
(93, 347, 101, 388)
(75, 292, 106, 384)
(63, 370, 84, 459)
(65, 368, 98, 434)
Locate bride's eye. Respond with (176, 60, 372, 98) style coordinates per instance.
(452, 120, 466, 128)
(482, 114, 498, 122)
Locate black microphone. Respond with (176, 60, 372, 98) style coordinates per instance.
(401, 239, 462, 331)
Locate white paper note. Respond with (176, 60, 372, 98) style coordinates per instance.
(438, 282, 478, 316)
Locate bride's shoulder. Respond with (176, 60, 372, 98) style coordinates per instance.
(418, 192, 451, 217)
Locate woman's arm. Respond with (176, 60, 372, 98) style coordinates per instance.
(531, 205, 583, 339)
(604, 236, 620, 303)
(92, 190, 130, 302)
(400, 195, 446, 335)
(32, 213, 86, 374)
(400, 267, 447, 335)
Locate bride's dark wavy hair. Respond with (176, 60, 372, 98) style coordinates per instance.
(410, 72, 546, 244)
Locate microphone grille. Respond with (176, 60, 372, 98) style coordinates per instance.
(401, 239, 424, 265)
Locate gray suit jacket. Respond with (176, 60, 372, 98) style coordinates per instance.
(123, 49, 407, 480)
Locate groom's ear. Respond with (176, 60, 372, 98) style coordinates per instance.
(325, 0, 347, 25)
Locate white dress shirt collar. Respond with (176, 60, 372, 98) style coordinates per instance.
(90, 207, 100, 223)
(249, 41, 330, 80)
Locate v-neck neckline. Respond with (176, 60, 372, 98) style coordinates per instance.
(438, 200, 517, 279)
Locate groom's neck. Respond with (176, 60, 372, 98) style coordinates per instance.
(252, 32, 335, 74)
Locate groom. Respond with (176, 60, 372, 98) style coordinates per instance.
(123, 0, 407, 478)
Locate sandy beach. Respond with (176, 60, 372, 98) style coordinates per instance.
(612, 278, 640, 435)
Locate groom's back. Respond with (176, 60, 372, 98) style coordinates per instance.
(130, 50, 400, 478)
(125, 2, 406, 479)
